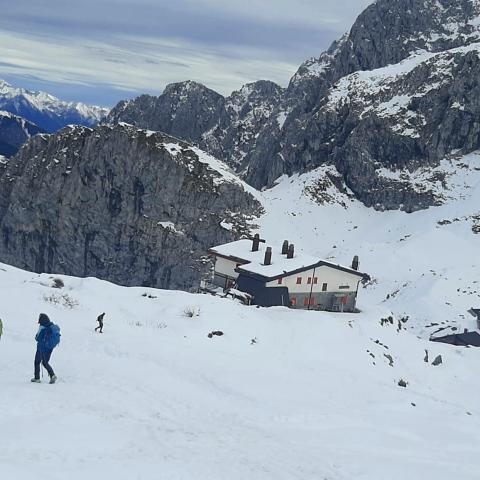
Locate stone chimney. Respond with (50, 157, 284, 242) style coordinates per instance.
(352, 255, 359, 271)
(287, 244, 294, 259)
(281, 240, 289, 254)
(252, 233, 260, 252)
(264, 246, 272, 265)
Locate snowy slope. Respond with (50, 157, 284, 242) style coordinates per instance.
(0, 262, 479, 480)
(257, 152, 480, 337)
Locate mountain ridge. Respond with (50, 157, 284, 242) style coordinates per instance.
(106, 0, 480, 211)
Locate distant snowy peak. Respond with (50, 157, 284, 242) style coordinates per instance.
(0, 79, 109, 133)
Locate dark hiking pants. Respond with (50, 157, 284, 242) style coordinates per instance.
(34, 349, 55, 379)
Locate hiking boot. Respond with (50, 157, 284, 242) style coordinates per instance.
(49, 375, 57, 384)
(31, 378, 41, 383)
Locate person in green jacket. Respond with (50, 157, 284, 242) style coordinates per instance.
(0, 318, 3, 340)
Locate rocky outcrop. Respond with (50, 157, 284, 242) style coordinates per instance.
(0, 111, 43, 157)
(107, 80, 284, 170)
(107, 0, 480, 211)
(107, 81, 225, 143)
(0, 124, 261, 289)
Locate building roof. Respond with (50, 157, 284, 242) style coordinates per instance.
(209, 239, 365, 282)
(430, 331, 480, 347)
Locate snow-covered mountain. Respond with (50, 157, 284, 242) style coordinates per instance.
(106, 0, 480, 211)
(0, 79, 109, 133)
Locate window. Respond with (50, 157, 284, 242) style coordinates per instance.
(307, 277, 312, 284)
(296, 277, 302, 285)
(322, 283, 328, 292)
(310, 297, 316, 305)
(313, 277, 318, 284)
(339, 285, 350, 290)
(304, 297, 309, 306)
(290, 297, 297, 306)
(277, 277, 283, 285)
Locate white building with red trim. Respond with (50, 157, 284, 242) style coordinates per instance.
(208, 235, 366, 312)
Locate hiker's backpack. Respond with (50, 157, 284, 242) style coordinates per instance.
(44, 324, 61, 351)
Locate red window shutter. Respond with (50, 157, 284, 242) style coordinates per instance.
(296, 277, 302, 284)
(304, 297, 309, 306)
(277, 277, 283, 285)
(291, 297, 297, 306)
(310, 297, 315, 305)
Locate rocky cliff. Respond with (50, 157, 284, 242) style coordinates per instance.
(107, 0, 480, 211)
(0, 124, 261, 289)
(107, 80, 284, 171)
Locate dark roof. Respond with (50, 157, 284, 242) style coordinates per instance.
(235, 260, 367, 283)
(207, 248, 249, 265)
(430, 331, 480, 347)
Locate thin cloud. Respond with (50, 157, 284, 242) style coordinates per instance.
(0, 0, 373, 104)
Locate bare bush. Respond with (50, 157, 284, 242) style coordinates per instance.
(43, 293, 78, 309)
(183, 306, 201, 318)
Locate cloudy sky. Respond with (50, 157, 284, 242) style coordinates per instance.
(0, 0, 372, 106)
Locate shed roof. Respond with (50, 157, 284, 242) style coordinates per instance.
(209, 239, 365, 282)
(430, 331, 480, 347)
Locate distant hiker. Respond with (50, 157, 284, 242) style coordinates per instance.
(0, 318, 3, 340)
(95, 313, 105, 333)
(31, 313, 61, 384)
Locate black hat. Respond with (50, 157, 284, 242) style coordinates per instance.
(38, 313, 50, 326)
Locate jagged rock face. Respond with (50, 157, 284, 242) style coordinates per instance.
(107, 80, 284, 170)
(0, 124, 261, 289)
(107, 0, 480, 211)
(278, 45, 480, 211)
(107, 81, 226, 144)
(202, 81, 284, 169)
(0, 111, 43, 157)
(246, 0, 480, 205)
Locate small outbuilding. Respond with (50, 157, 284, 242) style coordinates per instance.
(430, 330, 480, 348)
(208, 235, 366, 312)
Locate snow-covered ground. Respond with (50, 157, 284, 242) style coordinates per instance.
(1, 143, 480, 479)
(0, 263, 479, 480)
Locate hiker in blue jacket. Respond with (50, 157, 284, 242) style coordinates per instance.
(31, 313, 59, 384)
